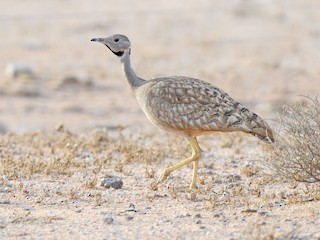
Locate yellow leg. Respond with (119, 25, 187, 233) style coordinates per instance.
(157, 137, 201, 190)
(190, 159, 199, 190)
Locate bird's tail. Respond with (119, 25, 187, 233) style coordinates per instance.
(250, 121, 274, 144)
(251, 127, 274, 143)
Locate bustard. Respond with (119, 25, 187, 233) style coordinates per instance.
(91, 34, 274, 190)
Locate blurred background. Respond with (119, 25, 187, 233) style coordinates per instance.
(1, 0, 320, 133)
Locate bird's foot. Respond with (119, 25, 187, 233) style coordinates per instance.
(188, 183, 197, 192)
(156, 168, 172, 184)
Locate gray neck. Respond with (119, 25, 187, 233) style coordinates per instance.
(120, 50, 146, 90)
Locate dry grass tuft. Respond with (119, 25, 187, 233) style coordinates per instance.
(0, 129, 110, 178)
(265, 96, 320, 183)
(240, 166, 260, 177)
(0, 126, 187, 181)
(244, 224, 302, 240)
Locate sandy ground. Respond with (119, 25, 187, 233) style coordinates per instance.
(0, 0, 320, 239)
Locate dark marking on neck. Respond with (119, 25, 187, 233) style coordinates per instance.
(114, 50, 124, 57)
(105, 45, 124, 57)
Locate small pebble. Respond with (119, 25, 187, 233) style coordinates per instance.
(213, 210, 223, 217)
(242, 209, 257, 213)
(195, 220, 202, 224)
(258, 208, 268, 216)
(175, 213, 191, 218)
(101, 177, 123, 189)
(0, 186, 12, 193)
(5, 63, 34, 78)
(23, 206, 33, 211)
(103, 215, 114, 224)
(127, 216, 134, 221)
(0, 219, 6, 229)
(1, 176, 10, 181)
(0, 123, 8, 135)
(56, 75, 80, 88)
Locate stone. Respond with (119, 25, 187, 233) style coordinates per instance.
(103, 215, 114, 224)
(101, 177, 123, 189)
(5, 63, 34, 79)
(0, 123, 8, 134)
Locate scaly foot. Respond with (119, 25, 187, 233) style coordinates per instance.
(156, 168, 172, 184)
(188, 182, 197, 191)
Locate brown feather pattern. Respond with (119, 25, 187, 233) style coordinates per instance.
(139, 76, 274, 143)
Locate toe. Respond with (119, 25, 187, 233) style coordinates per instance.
(157, 169, 171, 184)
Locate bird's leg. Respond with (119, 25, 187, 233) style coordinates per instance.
(157, 137, 201, 190)
(188, 137, 201, 190)
(190, 158, 199, 190)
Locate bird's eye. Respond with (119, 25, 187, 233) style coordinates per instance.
(114, 38, 119, 42)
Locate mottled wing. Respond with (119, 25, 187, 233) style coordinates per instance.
(146, 76, 274, 142)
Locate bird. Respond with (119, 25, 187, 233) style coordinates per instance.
(91, 34, 274, 190)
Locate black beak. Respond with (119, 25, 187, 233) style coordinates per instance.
(91, 38, 103, 42)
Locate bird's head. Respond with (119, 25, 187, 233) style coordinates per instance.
(91, 34, 131, 58)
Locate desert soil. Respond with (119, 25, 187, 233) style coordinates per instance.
(1, 0, 320, 239)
